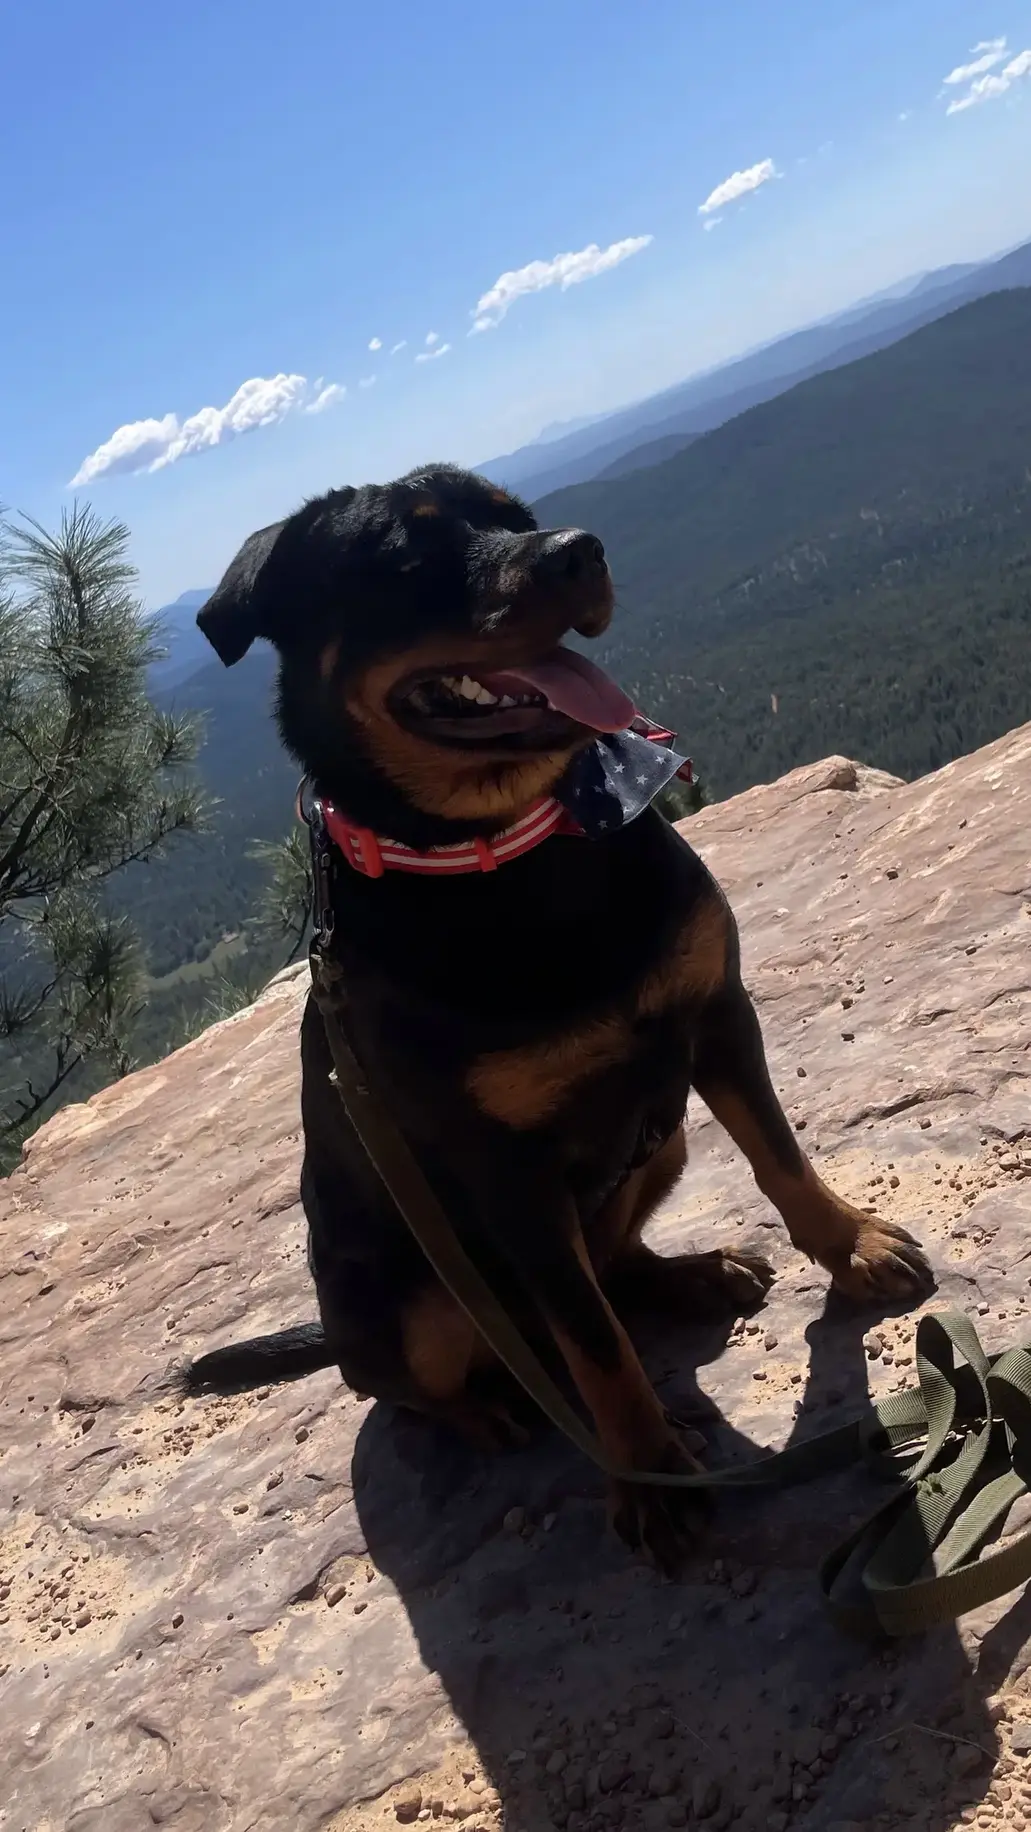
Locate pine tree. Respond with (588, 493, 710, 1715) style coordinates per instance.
(0, 505, 208, 1154)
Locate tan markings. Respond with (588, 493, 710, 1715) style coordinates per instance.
(637, 895, 729, 1017)
(344, 633, 587, 822)
(699, 1086, 860, 1262)
(490, 488, 513, 505)
(319, 638, 341, 681)
(550, 1232, 673, 1470)
(591, 1126, 687, 1272)
(401, 1281, 492, 1400)
(467, 1013, 630, 1128)
(412, 500, 440, 517)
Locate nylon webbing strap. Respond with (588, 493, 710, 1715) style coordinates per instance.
(310, 950, 1031, 1638)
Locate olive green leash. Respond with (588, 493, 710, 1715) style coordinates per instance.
(310, 949, 1031, 1639)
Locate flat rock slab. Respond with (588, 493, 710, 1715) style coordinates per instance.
(2, 726, 1031, 1832)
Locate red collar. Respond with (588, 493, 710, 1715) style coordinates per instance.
(320, 794, 581, 878)
(306, 718, 688, 880)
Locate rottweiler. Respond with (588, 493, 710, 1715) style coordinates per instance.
(186, 463, 934, 1571)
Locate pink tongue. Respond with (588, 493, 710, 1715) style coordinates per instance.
(481, 648, 636, 734)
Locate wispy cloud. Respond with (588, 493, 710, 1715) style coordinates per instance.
(470, 235, 653, 333)
(358, 375, 377, 389)
(943, 37, 1031, 112)
(69, 372, 344, 485)
(390, 339, 408, 356)
(305, 379, 347, 415)
(698, 158, 778, 219)
(942, 38, 1008, 86)
(415, 341, 451, 363)
(425, 331, 441, 347)
(703, 217, 723, 233)
(368, 336, 382, 351)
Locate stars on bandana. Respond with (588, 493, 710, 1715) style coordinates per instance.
(556, 727, 688, 840)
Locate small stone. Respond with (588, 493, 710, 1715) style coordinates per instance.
(233, 1502, 249, 1515)
(667, 1612, 684, 1632)
(752, 1369, 767, 1383)
(730, 1569, 757, 1597)
(75, 1609, 91, 1629)
(920, 1118, 932, 1130)
(503, 1506, 527, 1535)
(395, 1787, 423, 1823)
(598, 1757, 629, 1793)
(764, 1333, 778, 1352)
(325, 1583, 347, 1608)
(506, 1750, 527, 1767)
(547, 1752, 568, 1776)
(794, 1729, 823, 1766)
(842, 1031, 855, 1043)
(649, 1769, 675, 1798)
(171, 1612, 184, 1629)
(666, 1807, 687, 1828)
(1013, 1722, 1031, 1756)
(692, 1775, 720, 1818)
(266, 1471, 284, 1490)
(295, 1426, 309, 1443)
(796, 1066, 807, 1078)
(886, 868, 899, 880)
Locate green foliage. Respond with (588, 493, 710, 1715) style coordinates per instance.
(0, 505, 209, 1156)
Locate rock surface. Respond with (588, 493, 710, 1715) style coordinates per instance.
(3, 726, 1031, 1832)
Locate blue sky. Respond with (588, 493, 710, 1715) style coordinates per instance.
(2, 0, 1030, 606)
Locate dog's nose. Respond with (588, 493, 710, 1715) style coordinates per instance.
(535, 529, 607, 582)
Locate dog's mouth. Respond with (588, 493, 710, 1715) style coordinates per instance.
(391, 645, 636, 749)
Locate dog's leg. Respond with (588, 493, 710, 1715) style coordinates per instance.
(456, 1143, 709, 1572)
(600, 1128, 774, 1321)
(691, 969, 934, 1302)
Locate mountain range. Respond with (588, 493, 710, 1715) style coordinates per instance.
(474, 237, 1031, 498)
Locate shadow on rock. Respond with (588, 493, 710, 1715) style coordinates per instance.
(354, 1297, 1007, 1832)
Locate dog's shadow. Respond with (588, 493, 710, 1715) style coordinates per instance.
(353, 1295, 1014, 1832)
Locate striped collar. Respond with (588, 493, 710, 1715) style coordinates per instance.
(307, 717, 692, 880)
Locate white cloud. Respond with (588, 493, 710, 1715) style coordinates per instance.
(358, 374, 377, 389)
(703, 216, 723, 233)
(470, 234, 653, 333)
(942, 39, 1007, 84)
(698, 158, 778, 219)
(390, 339, 407, 355)
(943, 38, 1031, 112)
(305, 380, 347, 415)
(368, 336, 382, 351)
(415, 342, 451, 363)
(424, 331, 441, 347)
(70, 372, 343, 485)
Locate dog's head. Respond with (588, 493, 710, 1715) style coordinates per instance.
(198, 463, 633, 840)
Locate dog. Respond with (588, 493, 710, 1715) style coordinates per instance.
(185, 462, 934, 1571)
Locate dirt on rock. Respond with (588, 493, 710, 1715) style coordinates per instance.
(2, 727, 1031, 1832)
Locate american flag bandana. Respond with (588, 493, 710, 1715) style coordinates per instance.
(316, 717, 692, 879)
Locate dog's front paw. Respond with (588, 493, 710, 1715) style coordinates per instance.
(608, 1420, 710, 1576)
(829, 1216, 935, 1304)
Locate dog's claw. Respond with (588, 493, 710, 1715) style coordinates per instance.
(609, 1419, 710, 1576)
(830, 1217, 936, 1304)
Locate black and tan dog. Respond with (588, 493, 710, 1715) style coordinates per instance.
(186, 463, 934, 1570)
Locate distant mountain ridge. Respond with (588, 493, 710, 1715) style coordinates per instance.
(475, 238, 1031, 501)
(147, 587, 213, 693)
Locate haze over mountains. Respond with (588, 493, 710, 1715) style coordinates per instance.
(474, 236, 1031, 499)
(134, 252, 1031, 1003)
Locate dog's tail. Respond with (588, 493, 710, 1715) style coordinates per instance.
(178, 1322, 335, 1395)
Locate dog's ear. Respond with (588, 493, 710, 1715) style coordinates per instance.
(196, 519, 288, 667)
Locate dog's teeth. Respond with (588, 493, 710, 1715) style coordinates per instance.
(458, 676, 480, 700)
(498, 694, 516, 708)
(475, 686, 498, 706)
(440, 675, 462, 693)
